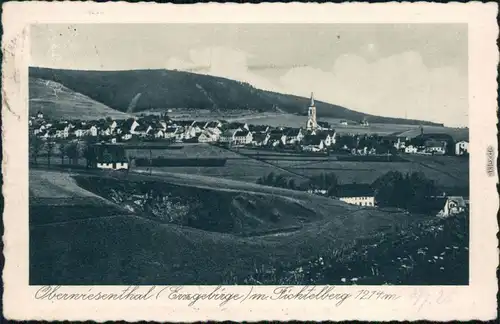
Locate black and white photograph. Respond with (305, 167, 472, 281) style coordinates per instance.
(3, 2, 499, 322)
(27, 23, 472, 286)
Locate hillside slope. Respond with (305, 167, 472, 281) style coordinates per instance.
(29, 67, 441, 126)
(29, 77, 131, 120)
(30, 169, 424, 285)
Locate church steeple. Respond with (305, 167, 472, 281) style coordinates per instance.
(306, 92, 317, 131)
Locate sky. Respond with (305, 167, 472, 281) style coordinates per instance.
(31, 24, 468, 126)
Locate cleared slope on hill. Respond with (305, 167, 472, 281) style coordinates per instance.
(29, 67, 441, 126)
(29, 77, 131, 120)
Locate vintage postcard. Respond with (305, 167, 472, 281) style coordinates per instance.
(2, 2, 499, 322)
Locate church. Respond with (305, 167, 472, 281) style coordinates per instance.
(306, 92, 318, 131)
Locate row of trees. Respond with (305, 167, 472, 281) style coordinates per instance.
(256, 170, 439, 213)
(256, 172, 339, 195)
(372, 171, 438, 212)
(29, 135, 97, 167)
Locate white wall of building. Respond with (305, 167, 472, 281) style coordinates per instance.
(455, 141, 469, 155)
(97, 162, 129, 170)
(339, 196, 375, 207)
(97, 163, 114, 169)
(115, 162, 129, 170)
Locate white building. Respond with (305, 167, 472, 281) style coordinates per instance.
(219, 129, 240, 144)
(455, 141, 469, 156)
(339, 196, 375, 207)
(89, 125, 98, 137)
(437, 196, 467, 218)
(97, 162, 129, 170)
(233, 130, 253, 145)
(336, 184, 375, 207)
(198, 129, 219, 143)
(405, 145, 418, 154)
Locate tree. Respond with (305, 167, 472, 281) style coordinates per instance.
(445, 139, 456, 156)
(406, 172, 437, 211)
(264, 172, 276, 185)
(64, 142, 79, 165)
(82, 137, 97, 168)
(306, 173, 339, 196)
(274, 174, 287, 188)
(45, 141, 56, 167)
(372, 171, 406, 208)
(102, 148, 113, 163)
(58, 143, 66, 165)
(29, 135, 43, 165)
(372, 171, 437, 211)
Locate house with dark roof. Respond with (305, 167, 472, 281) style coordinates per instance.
(266, 131, 285, 147)
(252, 133, 269, 146)
(204, 120, 222, 129)
(219, 129, 238, 144)
(336, 184, 375, 207)
(316, 131, 336, 147)
(233, 130, 253, 145)
(424, 195, 468, 217)
(53, 123, 72, 138)
(198, 129, 219, 143)
(302, 134, 326, 152)
(248, 125, 269, 133)
(455, 141, 469, 156)
(383, 135, 409, 150)
(283, 128, 304, 144)
(131, 124, 152, 137)
(91, 144, 129, 170)
(117, 118, 140, 134)
(424, 139, 447, 155)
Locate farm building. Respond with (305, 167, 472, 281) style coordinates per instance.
(89, 144, 129, 171)
(336, 184, 375, 207)
(436, 196, 468, 218)
(404, 145, 418, 153)
(424, 139, 447, 155)
(455, 141, 469, 156)
(233, 130, 253, 145)
(198, 129, 219, 143)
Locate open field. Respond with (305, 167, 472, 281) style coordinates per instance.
(126, 143, 309, 182)
(229, 146, 469, 188)
(269, 158, 468, 188)
(29, 168, 469, 285)
(32, 143, 469, 189)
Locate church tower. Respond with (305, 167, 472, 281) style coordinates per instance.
(306, 92, 317, 130)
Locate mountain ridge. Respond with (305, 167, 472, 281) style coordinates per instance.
(29, 67, 443, 126)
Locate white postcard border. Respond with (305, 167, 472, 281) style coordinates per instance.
(2, 2, 499, 321)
